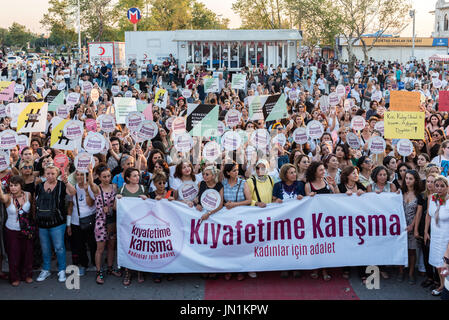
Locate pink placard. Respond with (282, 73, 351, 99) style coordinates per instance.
(85, 118, 97, 132)
(0, 82, 15, 102)
(439, 91, 449, 112)
(143, 103, 153, 121)
(54, 154, 69, 172)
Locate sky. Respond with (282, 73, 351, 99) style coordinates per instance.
(0, 0, 437, 37)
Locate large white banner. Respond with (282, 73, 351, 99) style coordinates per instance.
(117, 193, 408, 273)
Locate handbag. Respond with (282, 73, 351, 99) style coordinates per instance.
(15, 196, 36, 239)
(75, 190, 95, 231)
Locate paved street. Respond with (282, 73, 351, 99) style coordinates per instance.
(0, 254, 442, 300)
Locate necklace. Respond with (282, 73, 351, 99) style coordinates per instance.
(346, 183, 356, 190)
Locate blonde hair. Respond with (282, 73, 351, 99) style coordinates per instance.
(433, 175, 449, 225)
(203, 165, 219, 183)
(44, 164, 60, 175)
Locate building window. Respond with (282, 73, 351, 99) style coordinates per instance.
(445, 14, 448, 31)
(239, 42, 247, 68)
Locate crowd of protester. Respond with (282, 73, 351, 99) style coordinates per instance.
(0, 51, 449, 300)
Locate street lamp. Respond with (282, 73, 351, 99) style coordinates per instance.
(409, 9, 415, 61)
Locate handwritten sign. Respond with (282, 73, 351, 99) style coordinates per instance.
(389, 91, 421, 112)
(384, 111, 425, 139)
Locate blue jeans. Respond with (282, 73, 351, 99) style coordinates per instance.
(39, 224, 67, 272)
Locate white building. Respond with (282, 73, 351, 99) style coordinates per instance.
(432, 0, 449, 37)
(125, 29, 302, 70)
(337, 37, 449, 63)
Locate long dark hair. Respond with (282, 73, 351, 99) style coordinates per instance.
(306, 161, 324, 182)
(401, 169, 422, 196)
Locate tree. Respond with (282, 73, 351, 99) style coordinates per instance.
(335, 0, 411, 71)
(41, 0, 77, 51)
(191, 1, 229, 29)
(232, 0, 289, 29)
(4, 23, 33, 48)
(148, 0, 192, 30)
(284, 0, 342, 49)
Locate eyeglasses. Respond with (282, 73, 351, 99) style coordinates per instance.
(22, 166, 33, 169)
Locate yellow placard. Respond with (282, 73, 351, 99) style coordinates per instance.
(389, 91, 421, 112)
(16, 102, 48, 133)
(384, 111, 425, 140)
(50, 119, 69, 148)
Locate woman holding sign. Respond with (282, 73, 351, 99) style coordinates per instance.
(115, 167, 148, 286)
(194, 165, 224, 280)
(305, 161, 339, 281)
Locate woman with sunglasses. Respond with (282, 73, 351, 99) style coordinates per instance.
(428, 130, 445, 160)
(19, 160, 42, 197)
(148, 172, 175, 283)
(87, 164, 122, 285)
(431, 139, 449, 177)
(194, 165, 224, 280)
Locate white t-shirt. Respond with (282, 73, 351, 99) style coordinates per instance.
(70, 185, 96, 226)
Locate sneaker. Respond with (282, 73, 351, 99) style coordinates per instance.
(78, 267, 86, 277)
(248, 272, 257, 279)
(36, 270, 51, 282)
(58, 270, 66, 283)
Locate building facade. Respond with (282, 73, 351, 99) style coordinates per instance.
(432, 0, 449, 38)
(125, 29, 302, 70)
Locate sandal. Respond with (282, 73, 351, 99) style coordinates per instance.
(122, 270, 131, 286)
(310, 272, 319, 279)
(224, 273, 232, 281)
(237, 273, 245, 281)
(432, 288, 443, 296)
(107, 266, 122, 277)
(96, 271, 105, 285)
(25, 277, 33, 284)
(11, 280, 20, 287)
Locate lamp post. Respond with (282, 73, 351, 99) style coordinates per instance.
(409, 9, 416, 61)
(77, 0, 81, 61)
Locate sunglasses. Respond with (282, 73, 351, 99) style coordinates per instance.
(22, 166, 33, 169)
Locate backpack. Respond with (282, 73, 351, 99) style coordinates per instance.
(36, 181, 64, 228)
(405, 80, 413, 91)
